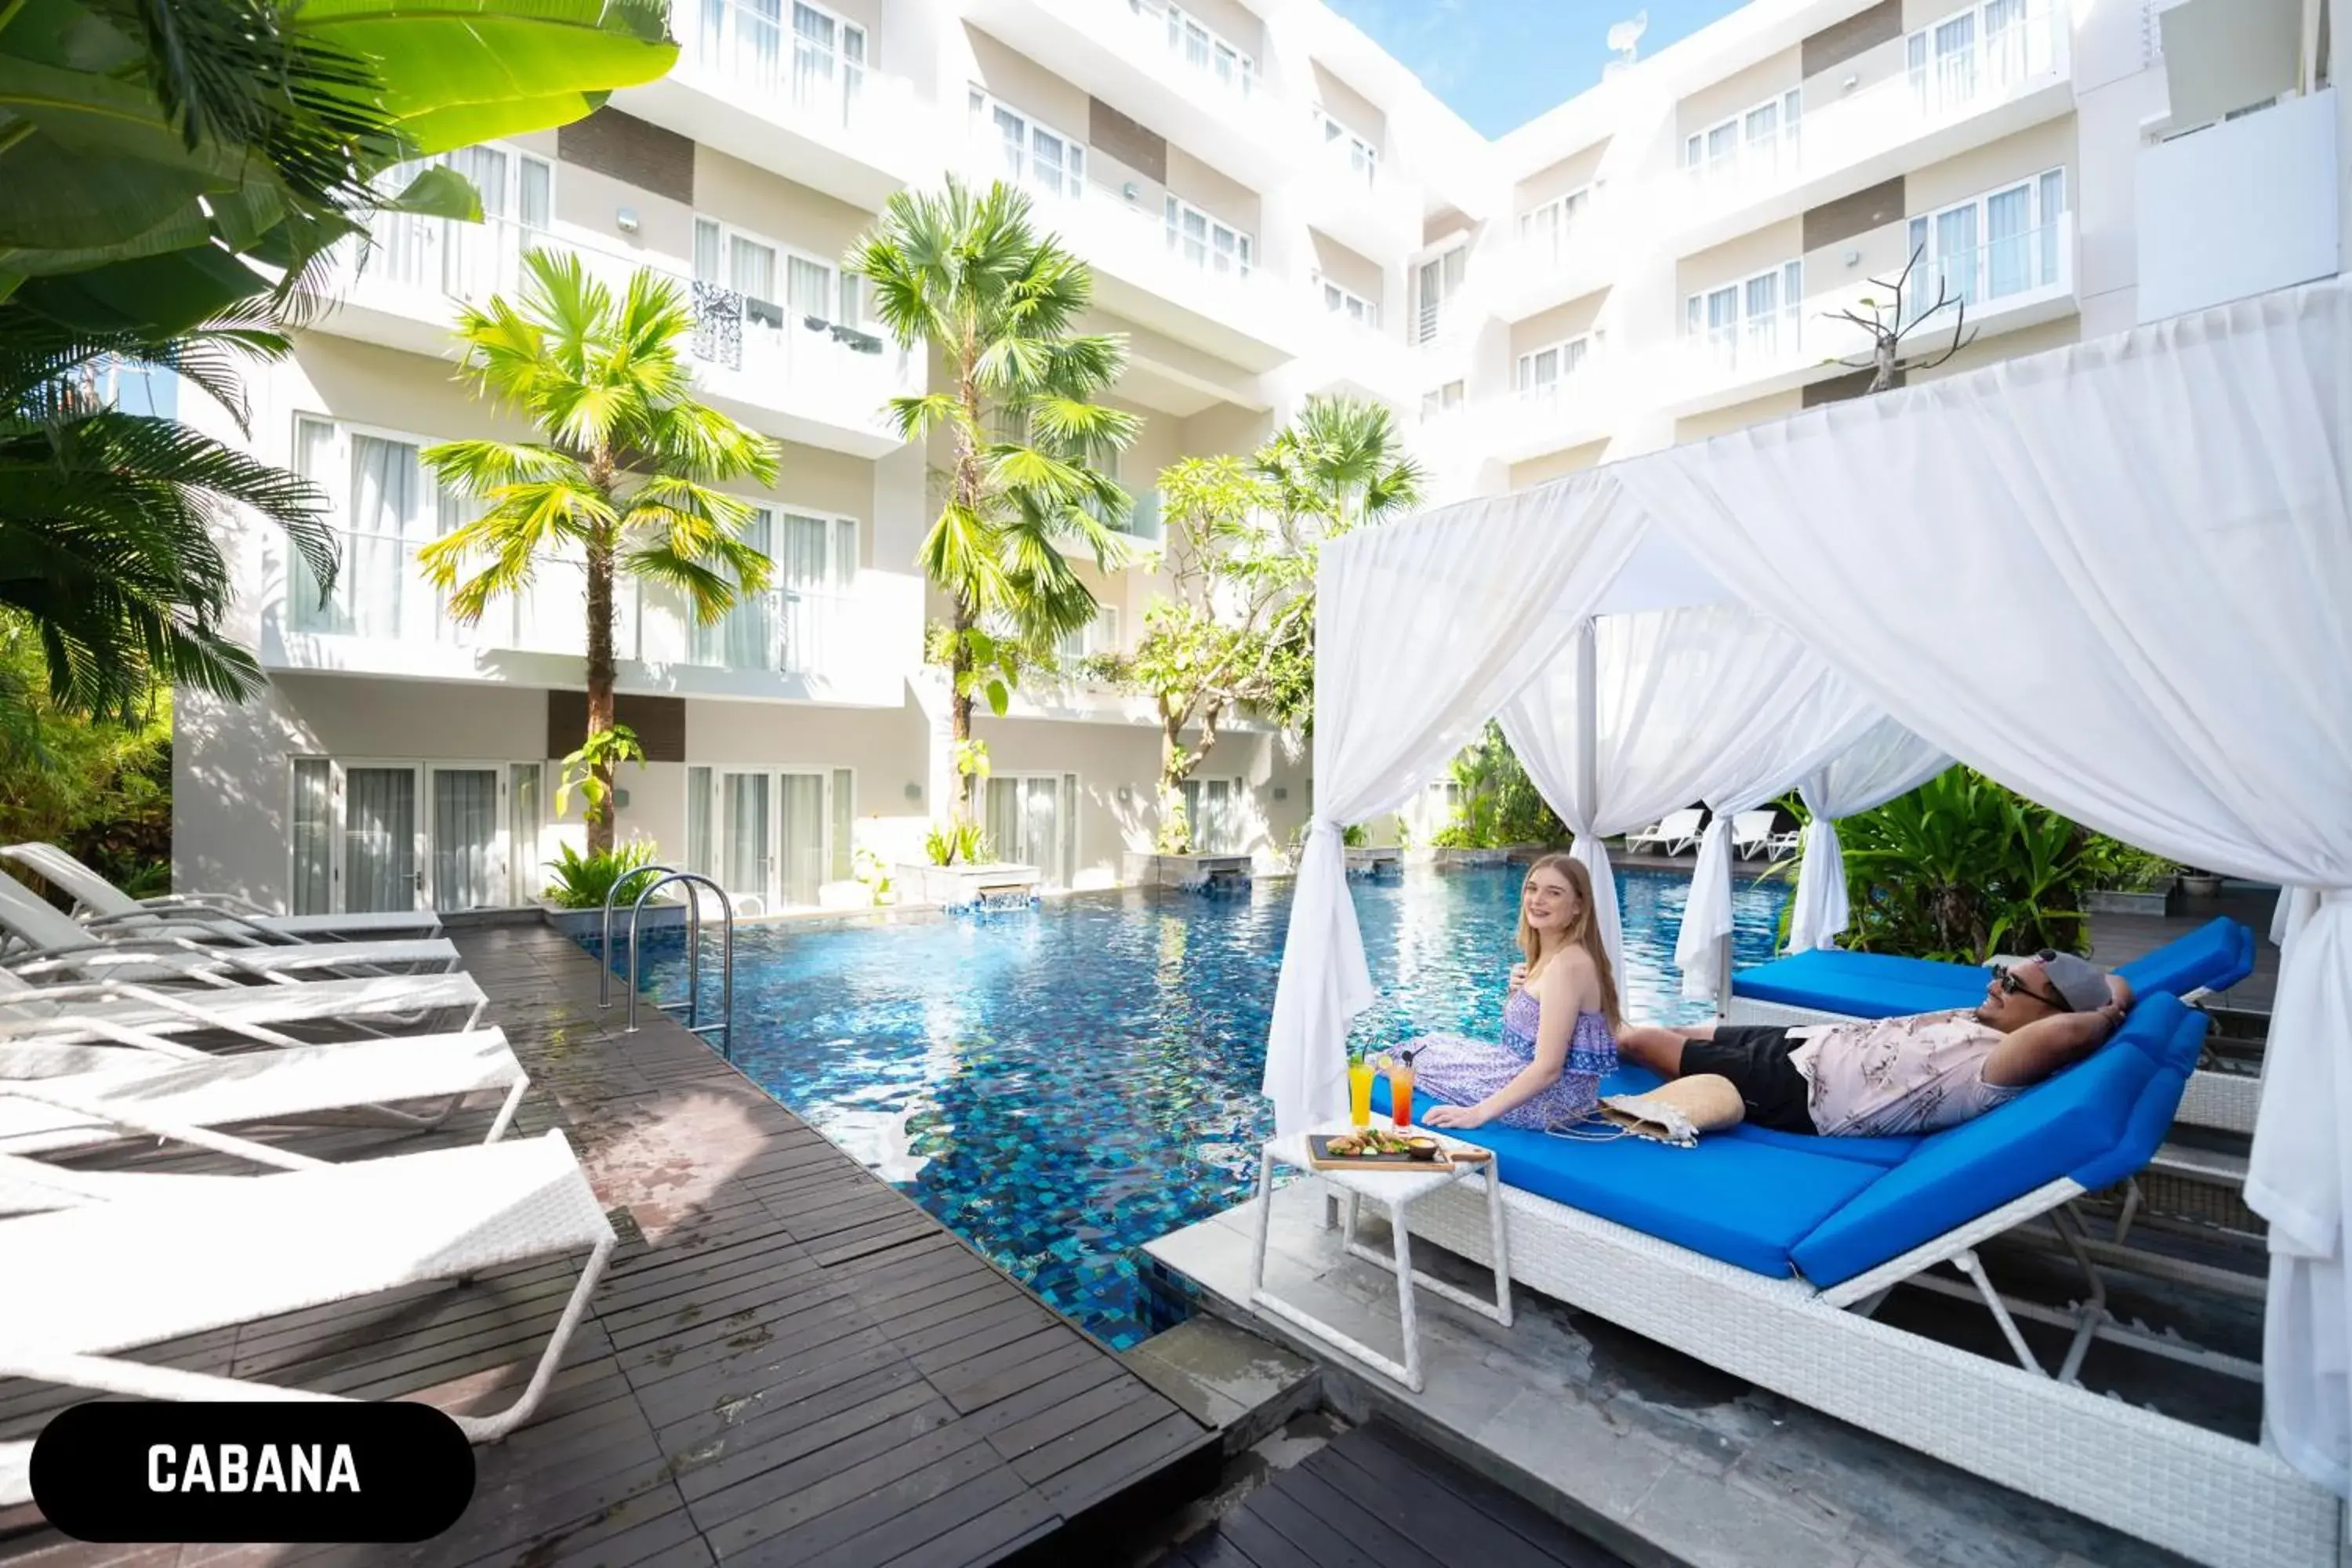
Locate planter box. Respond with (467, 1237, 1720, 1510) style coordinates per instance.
(1123, 852, 1252, 892)
(1433, 848, 1509, 869)
(1345, 847, 1404, 878)
(894, 862, 1040, 912)
(539, 898, 694, 945)
(2085, 886, 2182, 917)
(2180, 873, 2226, 899)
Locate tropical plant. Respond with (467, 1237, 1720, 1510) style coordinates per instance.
(848, 177, 1139, 818)
(0, 0, 677, 339)
(851, 846, 894, 904)
(1784, 768, 2096, 962)
(1, 309, 339, 724)
(555, 721, 645, 832)
(924, 818, 987, 866)
(0, 623, 173, 900)
(540, 837, 660, 910)
(1431, 723, 1566, 849)
(421, 250, 779, 855)
(2082, 839, 2181, 893)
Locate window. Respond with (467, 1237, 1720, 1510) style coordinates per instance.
(1515, 332, 1598, 397)
(1316, 273, 1379, 329)
(988, 772, 1080, 887)
(693, 217, 861, 328)
(1683, 90, 1802, 184)
(690, 507, 858, 673)
(1133, 0, 1254, 96)
(790, 0, 867, 113)
(1684, 260, 1802, 371)
(1182, 776, 1247, 855)
(1319, 110, 1377, 183)
(971, 89, 1087, 201)
(1906, 167, 2065, 313)
(365, 143, 550, 299)
(1059, 604, 1122, 667)
(1517, 186, 1591, 263)
(1907, 0, 2039, 117)
(289, 757, 543, 913)
(701, 766, 850, 912)
(1163, 194, 1253, 278)
(1421, 381, 1465, 419)
(1415, 245, 1467, 343)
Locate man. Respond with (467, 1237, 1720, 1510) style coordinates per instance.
(1613, 951, 2136, 1139)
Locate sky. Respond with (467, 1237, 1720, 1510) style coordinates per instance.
(1323, 1, 1754, 139)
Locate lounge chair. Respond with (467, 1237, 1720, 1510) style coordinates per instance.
(0, 874, 459, 986)
(0, 1127, 616, 1506)
(0, 968, 487, 1055)
(1729, 916, 2259, 1131)
(1624, 808, 1704, 856)
(1364, 994, 2333, 1568)
(1730, 809, 1786, 859)
(0, 1030, 528, 1170)
(0, 842, 442, 943)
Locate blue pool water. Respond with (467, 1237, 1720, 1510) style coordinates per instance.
(619, 865, 1788, 1350)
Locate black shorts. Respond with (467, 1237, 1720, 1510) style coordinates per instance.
(1677, 1025, 1816, 1136)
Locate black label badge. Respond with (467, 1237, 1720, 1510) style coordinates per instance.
(31, 1401, 476, 1542)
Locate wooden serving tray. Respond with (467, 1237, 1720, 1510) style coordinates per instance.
(1305, 1134, 1493, 1172)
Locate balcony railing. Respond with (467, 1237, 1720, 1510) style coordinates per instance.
(1901, 218, 2069, 323)
(1686, 304, 1808, 383)
(675, 0, 902, 134)
(688, 585, 854, 677)
(1682, 2, 2064, 208)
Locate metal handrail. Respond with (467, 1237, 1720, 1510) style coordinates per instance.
(600, 862, 679, 1008)
(626, 871, 735, 1062)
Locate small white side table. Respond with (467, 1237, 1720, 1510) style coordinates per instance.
(1247, 1121, 1513, 1392)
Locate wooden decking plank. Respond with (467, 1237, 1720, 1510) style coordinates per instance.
(1006, 1388, 1185, 1486)
(691, 1414, 990, 1542)
(960, 1358, 1128, 1439)
(713, 1435, 1010, 1566)
(789, 1464, 1042, 1568)
(1265, 1462, 1443, 1568)
(1205, 1507, 1323, 1568)
(930, 1330, 1108, 1413)
(643, 1334, 913, 1445)
(1316, 1430, 1597, 1568)
(1033, 1410, 1214, 1513)
(667, 1378, 949, 1504)
(984, 1370, 1157, 1461)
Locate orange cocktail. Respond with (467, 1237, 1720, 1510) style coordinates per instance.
(1388, 1058, 1414, 1129)
(1347, 1060, 1376, 1127)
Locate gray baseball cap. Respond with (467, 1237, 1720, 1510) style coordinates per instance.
(2033, 950, 2114, 1013)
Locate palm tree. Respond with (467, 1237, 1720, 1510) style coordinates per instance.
(848, 177, 1139, 820)
(0, 311, 340, 724)
(419, 249, 779, 855)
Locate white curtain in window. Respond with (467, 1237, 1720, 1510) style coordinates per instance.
(719, 510, 776, 669)
(779, 773, 824, 906)
(1261, 476, 1649, 1134)
(431, 769, 499, 909)
(1986, 183, 2031, 299)
(724, 773, 769, 903)
(986, 777, 1020, 866)
(290, 420, 339, 630)
(291, 759, 332, 915)
(686, 767, 714, 878)
(508, 763, 543, 904)
(777, 513, 830, 671)
(830, 768, 854, 882)
(343, 768, 416, 913)
(1786, 718, 1952, 953)
(1613, 280, 2352, 1497)
(348, 434, 422, 639)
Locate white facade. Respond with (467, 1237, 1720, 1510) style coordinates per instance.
(177, 0, 2348, 916)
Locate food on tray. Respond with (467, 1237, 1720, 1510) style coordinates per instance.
(1325, 1128, 1419, 1158)
(1405, 1137, 1440, 1160)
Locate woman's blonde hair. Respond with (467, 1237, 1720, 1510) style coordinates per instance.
(1516, 853, 1622, 1033)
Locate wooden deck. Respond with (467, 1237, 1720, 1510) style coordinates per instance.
(1152, 1421, 1625, 1568)
(0, 923, 1217, 1566)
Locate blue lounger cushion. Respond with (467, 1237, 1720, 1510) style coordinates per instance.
(1367, 1077, 1880, 1276)
(1733, 916, 2255, 1018)
(1788, 995, 2205, 1288)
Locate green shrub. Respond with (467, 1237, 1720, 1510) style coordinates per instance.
(1780, 768, 2096, 962)
(541, 840, 662, 910)
(1439, 722, 1565, 849)
(924, 818, 987, 866)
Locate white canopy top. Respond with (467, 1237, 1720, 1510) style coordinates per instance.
(1263, 275, 2352, 1501)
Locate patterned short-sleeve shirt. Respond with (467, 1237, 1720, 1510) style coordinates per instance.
(1785, 1009, 2021, 1138)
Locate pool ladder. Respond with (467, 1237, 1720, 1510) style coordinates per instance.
(600, 863, 736, 1062)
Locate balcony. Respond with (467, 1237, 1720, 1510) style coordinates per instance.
(1492, 201, 1617, 323)
(1663, 212, 2078, 416)
(261, 542, 924, 711)
(615, 0, 931, 209)
(321, 212, 920, 458)
(960, 0, 1305, 191)
(1298, 302, 1417, 408)
(975, 158, 1300, 372)
(1669, 2, 2071, 254)
(1296, 125, 1419, 262)
(2136, 89, 2341, 324)
(1431, 364, 1618, 469)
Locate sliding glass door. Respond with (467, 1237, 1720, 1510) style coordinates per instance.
(706, 767, 852, 913)
(343, 766, 420, 913)
(986, 773, 1078, 887)
(290, 757, 541, 913)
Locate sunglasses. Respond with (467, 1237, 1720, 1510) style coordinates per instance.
(1996, 950, 2071, 1011)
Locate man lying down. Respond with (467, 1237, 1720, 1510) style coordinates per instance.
(1613, 951, 2136, 1138)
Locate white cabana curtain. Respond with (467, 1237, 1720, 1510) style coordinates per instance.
(1500, 604, 1880, 1004)
(1613, 280, 2352, 1497)
(1787, 717, 1952, 953)
(1261, 477, 1648, 1134)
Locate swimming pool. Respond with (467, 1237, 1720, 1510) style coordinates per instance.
(616, 864, 1788, 1350)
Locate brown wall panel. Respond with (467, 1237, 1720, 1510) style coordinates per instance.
(557, 108, 695, 204)
(1802, 0, 1903, 77)
(1803, 175, 1905, 252)
(1089, 96, 1167, 183)
(546, 691, 688, 762)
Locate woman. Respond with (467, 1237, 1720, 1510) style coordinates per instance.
(1411, 854, 1621, 1132)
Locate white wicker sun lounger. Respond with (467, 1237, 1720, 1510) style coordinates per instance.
(1624, 809, 1704, 855)
(0, 875, 457, 985)
(0, 1031, 528, 1169)
(0, 970, 487, 1052)
(0, 1129, 615, 1507)
(2, 842, 443, 943)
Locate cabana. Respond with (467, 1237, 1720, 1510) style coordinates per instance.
(1262, 278, 2352, 1568)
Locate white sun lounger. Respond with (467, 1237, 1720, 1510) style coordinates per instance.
(1, 842, 442, 943)
(0, 969, 487, 1054)
(1623, 808, 1704, 855)
(0, 1031, 528, 1170)
(0, 875, 457, 988)
(0, 1128, 616, 1506)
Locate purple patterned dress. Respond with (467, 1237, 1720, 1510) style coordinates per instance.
(1406, 987, 1617, 1131)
